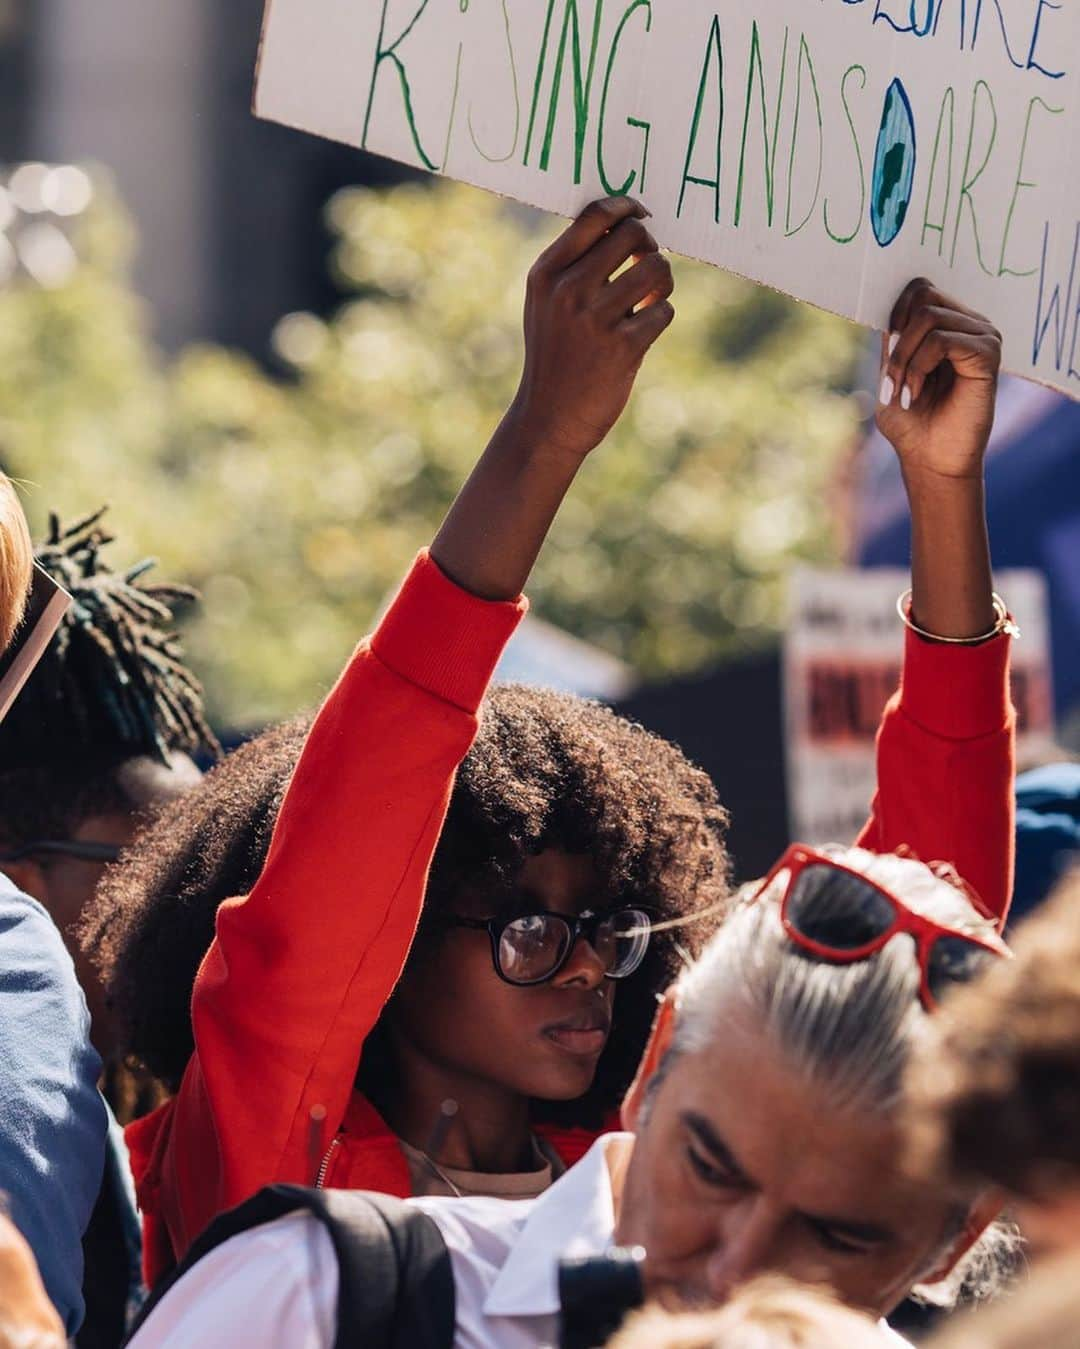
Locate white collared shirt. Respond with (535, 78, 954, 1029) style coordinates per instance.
(128, 1135, 626, 1349)
(128, 1134, 911, 1348)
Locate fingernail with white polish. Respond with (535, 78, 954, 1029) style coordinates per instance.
(879, 374, 895, 406)
(900, 384, 912, 411)
(888, 332, 900, 357)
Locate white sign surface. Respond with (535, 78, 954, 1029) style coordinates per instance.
(256, 0, 1080, 398)
(784, 567, 1054, 845)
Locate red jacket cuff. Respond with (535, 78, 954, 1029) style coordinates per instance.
(898, 625, 1013, 741)
(370, 550, 527, 714)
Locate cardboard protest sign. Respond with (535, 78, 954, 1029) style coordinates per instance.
(784, 567, 1054, 845)
(255, 0, 1080, 397)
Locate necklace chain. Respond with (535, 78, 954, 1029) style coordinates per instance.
(413, 1138, 553, 1199)
(415, 1149, 465, 1198)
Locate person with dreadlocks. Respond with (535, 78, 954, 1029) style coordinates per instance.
(0, 506, 217, 1347)
(0, 506, 218, 1067)
(87, 249, 1014, 1311)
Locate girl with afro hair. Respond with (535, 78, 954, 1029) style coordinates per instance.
(83, 231, 1016, 1291)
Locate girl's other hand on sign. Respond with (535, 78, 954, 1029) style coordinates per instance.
(877, 278, 1000, 641)
(875, 277, 1002, 483)
(508, 196, 675, 463)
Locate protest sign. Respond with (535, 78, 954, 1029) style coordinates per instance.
(784, 566, 1054, 845)
(256, 0, 1080, 397)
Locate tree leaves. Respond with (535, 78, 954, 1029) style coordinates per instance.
(0, 178, 862, 728)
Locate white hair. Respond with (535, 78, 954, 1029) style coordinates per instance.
(663, 846, 1018, 1306)
(672, 847, 996, 1112)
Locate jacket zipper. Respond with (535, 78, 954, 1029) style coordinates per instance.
(315, 1137, 341, 1189)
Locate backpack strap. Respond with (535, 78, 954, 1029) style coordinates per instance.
(322, 1189, 456, 1349)
(124, 1185, 455, 1349)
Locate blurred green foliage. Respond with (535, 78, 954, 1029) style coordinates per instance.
(0, 178, 863, 728)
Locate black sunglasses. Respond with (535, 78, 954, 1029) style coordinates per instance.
(443, 906, 653, 986)
(0, 840, 123, 865)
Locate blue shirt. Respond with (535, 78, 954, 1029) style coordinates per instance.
(0, 872, 107, 1333)
(1011, 762, 1080, 924)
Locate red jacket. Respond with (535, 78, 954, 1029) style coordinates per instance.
(127, 552, 1016, 1287)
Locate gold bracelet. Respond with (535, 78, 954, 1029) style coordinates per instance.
(896, 590, 1020, 645)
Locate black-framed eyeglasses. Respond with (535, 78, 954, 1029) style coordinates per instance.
(443, 906, 653, 986)
(0, 841, 123, 865)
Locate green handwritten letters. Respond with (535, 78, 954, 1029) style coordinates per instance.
(256, 0, 1080, 397)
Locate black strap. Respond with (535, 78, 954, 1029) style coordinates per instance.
(324, 1189, 456, 1349)
(124, 1185, 455, 1349)
(559, 1250, 645, 1349)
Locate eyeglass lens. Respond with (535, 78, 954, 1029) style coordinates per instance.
(926, 935, 996, 1004)
(496, 909, 651, 984)
(786, 864, 898, 950)
(498, 915, 572, 983)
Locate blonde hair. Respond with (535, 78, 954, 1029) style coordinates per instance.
(0, 476, 32, 651)
(606, 1278, 892, 1349)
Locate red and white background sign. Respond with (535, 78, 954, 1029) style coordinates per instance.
(784, 567, 1054, 844)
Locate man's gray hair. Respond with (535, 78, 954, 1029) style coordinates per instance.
(664, 846, 1019, 1306)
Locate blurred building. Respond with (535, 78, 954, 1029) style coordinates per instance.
(618, 650, 789, 883)
(0, 0, 405, 358)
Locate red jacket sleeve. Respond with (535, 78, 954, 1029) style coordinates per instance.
(855, 627, 1015, 927)
(161, 552, 525, 1263)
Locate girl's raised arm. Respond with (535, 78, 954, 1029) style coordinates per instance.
(147, 197, 676, 1280)
(857, 280, 1014, 926)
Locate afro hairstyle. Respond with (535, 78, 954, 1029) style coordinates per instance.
(83, 684, 730, 1127)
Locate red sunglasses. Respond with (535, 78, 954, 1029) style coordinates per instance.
(751, 844, 1010, 1011)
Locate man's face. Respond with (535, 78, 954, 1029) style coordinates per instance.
(616, 1000, 972, 1318)
(8, 752, 202, 1057)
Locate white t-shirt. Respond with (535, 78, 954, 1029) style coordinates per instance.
(127, 1135, 912, 1349)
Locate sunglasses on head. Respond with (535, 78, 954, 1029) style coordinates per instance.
(443, 906, 653, 987)
(752, 844, 1009, 1011)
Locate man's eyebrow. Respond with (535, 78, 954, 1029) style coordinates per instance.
(683, 1112, 754, 1187)
(683, 1112, 896, 1243)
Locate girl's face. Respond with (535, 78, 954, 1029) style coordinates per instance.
(388, 850, 618, 1104)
